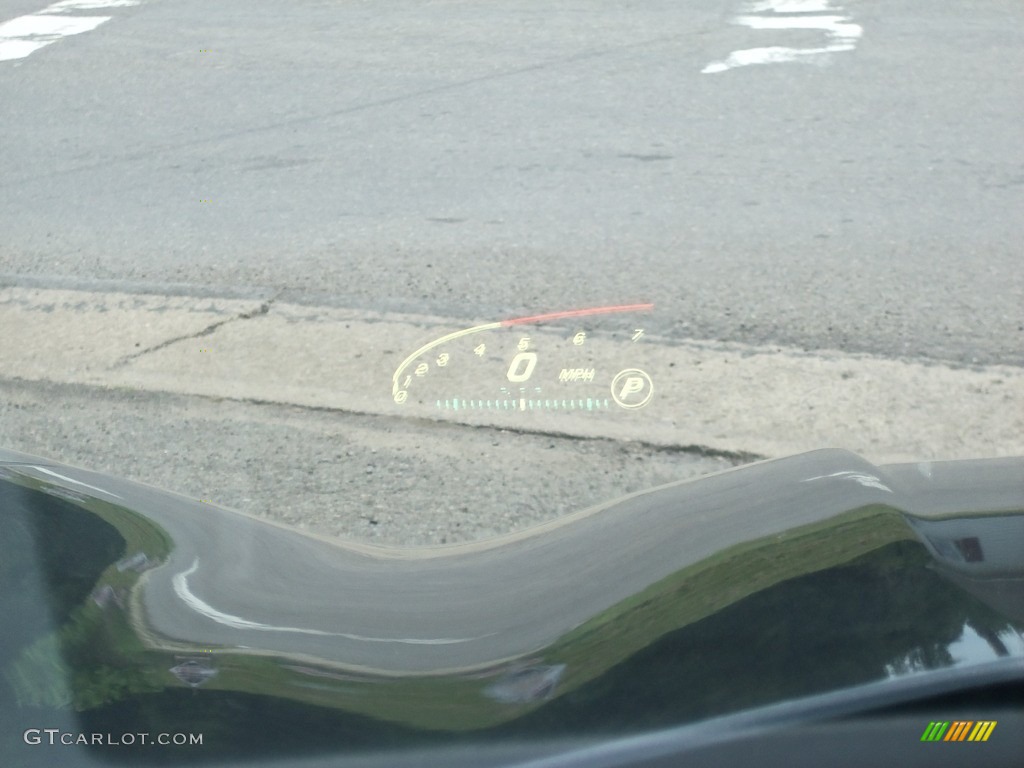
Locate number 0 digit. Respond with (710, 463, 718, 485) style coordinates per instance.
(507, 351, 538, 382)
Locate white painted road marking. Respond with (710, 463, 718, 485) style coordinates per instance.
(703, 0, 862, 74)
(31, 465, 124, 498)
(47, 0, 140, 8)
(800, 470, 893, 493)
(172, 558, 489, 645)
(0, 0, 138, 62)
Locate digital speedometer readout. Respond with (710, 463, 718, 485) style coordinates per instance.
(391, 304, 655, 413)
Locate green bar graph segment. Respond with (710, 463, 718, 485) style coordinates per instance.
(435, 398, 610, 412)
(921, 722, 950, 741)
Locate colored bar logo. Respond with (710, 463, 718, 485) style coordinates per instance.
(921, 721, 997, 742)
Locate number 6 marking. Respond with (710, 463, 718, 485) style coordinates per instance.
(507, 351, 538, 382)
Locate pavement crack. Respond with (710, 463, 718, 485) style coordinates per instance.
(0, 30, 711, 191)
(112, 298, 276, 368)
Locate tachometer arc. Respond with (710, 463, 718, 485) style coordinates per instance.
(499, 303, 654, 327)
(391, 304, 654, 396)
(392, 321, 502, 396)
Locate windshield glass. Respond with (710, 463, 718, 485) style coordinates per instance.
(1, 0, 1022, 764)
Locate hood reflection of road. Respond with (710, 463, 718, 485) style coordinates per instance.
(42, 448, 1002, 675)
(6, 448, 1015, 675)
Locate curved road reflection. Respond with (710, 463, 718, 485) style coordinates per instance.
(9, 448, 1015, 674)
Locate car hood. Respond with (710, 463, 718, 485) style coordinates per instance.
(1, 447, 1022, 766)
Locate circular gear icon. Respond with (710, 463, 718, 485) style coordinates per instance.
(611, 368, 653, 409)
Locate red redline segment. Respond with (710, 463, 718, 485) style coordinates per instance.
(500, 303, 654, 327)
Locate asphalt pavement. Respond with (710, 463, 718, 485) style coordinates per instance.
(0, 0, 1020, 363)
(0, 0, 1021, 542)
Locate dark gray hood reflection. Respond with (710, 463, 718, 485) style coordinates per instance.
(1, 448, 1022, 763)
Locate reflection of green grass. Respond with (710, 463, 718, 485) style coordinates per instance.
(4, 474, 173, 710)
(0, 476, 921, 731)
(202, 656, 513, 730)
(171, 505, 918, 731)
(545, 505, 916, 691)
(6, 633, 73, 708)
(72, 494, 174, 596)
(9, 589, 170, 711)
(2, 473, 172, 569)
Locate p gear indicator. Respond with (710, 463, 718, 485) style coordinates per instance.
(391, 304, 655, 413)
(611, 369, 654, 409)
